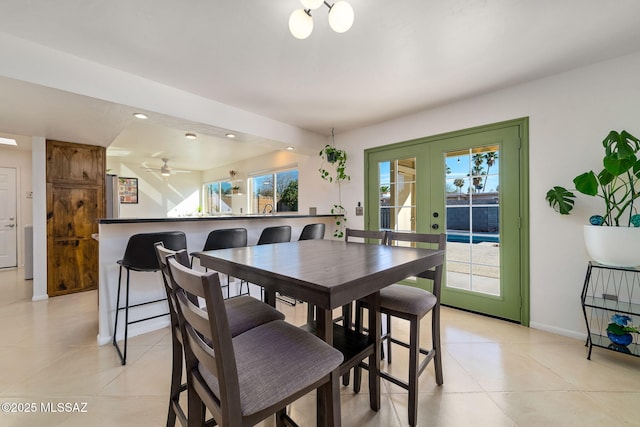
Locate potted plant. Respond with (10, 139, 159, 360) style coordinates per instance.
(319, 132, 351, 238)
(319, 145, 350, 183)
(606, 314, 639, 347)
(545, 130, 640, 266)
(232, 185, 240, 195)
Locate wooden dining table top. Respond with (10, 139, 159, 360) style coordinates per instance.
(198, 239, 445, 311)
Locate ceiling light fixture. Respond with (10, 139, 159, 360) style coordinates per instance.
(133, 113, 148, 119)
(185, 132, 197, 140)
(289, 0, 354, 40)
(225, 133, 236, 138)
(286, 146, 294, 151)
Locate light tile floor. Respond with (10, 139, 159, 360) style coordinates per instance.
(1, 268, 639, 426)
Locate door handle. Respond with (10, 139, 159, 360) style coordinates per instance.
(5, 224, 15, 228)
(431, 223, 439, 230)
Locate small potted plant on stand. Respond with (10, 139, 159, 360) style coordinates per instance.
(607, 314, 639, 350)
(545, 130, 640, 267)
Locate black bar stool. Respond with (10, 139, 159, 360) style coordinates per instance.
(299, 223, 325, 240)
(190, 228, 247, 298)
(254, 225, 291, 301)
(112, 231, 187, 365)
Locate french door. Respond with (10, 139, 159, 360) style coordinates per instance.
(365, 119, 528, 323)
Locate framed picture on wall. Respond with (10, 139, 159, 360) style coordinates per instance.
(118, 177, 138, 204)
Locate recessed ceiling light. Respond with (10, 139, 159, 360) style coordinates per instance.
(0, 137, 17, 146)
(225, 133, 236, 138)
(133, 113, 148, 119)
(286, 146, 294, 150)
(185, 133, 197, 140)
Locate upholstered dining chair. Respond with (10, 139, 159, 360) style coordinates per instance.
(167, 257, 343, 427)
(154, 243, 285, 427)
(353, 231, 446, 426)
(189, 228, 247, 298)
(113, 231, 187, 365)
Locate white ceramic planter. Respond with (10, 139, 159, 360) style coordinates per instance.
(583, 225, 640, 267)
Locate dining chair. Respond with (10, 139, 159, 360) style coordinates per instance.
(167, 257, 343, 427)
(298, 223, 325, 240)
(154, 243, 286, 427)
(353, 231, 446, 426)
(189, 228, 247, 298)
(113, 231, 187, 365)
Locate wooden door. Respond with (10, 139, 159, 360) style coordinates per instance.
(46, 140, 105, 296)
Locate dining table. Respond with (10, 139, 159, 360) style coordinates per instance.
(199, 238, 445, 426)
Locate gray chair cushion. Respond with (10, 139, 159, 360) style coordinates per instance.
(225, 296, 285, 337)
(380, 284, 437, 317)
(199, 320, 343, 417)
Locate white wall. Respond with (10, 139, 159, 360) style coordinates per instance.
(0, 145, 32, 267)
(333, 51, 640, 339)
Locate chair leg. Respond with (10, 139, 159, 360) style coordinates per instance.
(166, 336, 182, 427)
(187, 385, 205, 427)
(408, 315, 420, 426)
(433, 305, 444, 385)
(122, 270, 131, 365)
(386, 312, 392, 363)
(353, 302, 364, 393)
(112, 267, 130, 365)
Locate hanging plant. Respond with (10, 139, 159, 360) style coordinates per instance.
(319, 145, 350, 183)
(319, 129, 351, 238)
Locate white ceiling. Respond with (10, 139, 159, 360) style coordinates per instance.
(1, 0, 640, 171)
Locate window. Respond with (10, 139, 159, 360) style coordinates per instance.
(203, 180, 233, 214)
(249, 168, 298, 214)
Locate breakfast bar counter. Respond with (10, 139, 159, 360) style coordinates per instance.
(96, 214, 335, 345)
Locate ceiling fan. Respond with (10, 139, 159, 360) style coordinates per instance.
(144, 158, 192, 176)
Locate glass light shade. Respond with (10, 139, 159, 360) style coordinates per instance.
(328, 1, 354, 33)
(289, 9, 313, 39)
(301, 0, 324, 10)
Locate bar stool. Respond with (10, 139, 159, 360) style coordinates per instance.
(255, 225, 291, 302)
(298, 223, 325, 240)
(354, 231, 446, 426)
(257, 225, 291, 245)
(189, 228, 247, 298)
(112, 231, 187, 365)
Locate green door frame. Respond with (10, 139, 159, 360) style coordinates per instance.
(364, 118, 530, 325)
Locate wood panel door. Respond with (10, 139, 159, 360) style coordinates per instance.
(46, 140, 105, 296)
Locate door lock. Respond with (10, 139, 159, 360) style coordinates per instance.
(431, 224, 439, 230)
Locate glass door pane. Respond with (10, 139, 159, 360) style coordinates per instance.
(445, 147, 500, 296)
(379, 158, 417, 232)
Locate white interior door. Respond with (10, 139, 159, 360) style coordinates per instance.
(0, 167, 17, 268)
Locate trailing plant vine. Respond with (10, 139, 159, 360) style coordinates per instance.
(319, 129, 351, 238)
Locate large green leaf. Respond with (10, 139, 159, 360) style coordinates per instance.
(545, 186, 575, 214)
(597, 168, 615, 186)
(602, 130, 640, 160)
(604, 155, 636, 176)
(573, 171, 599, 196)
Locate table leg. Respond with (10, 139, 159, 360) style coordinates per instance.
(264, 288, 276, 307)
(366, 292, 381, 411)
